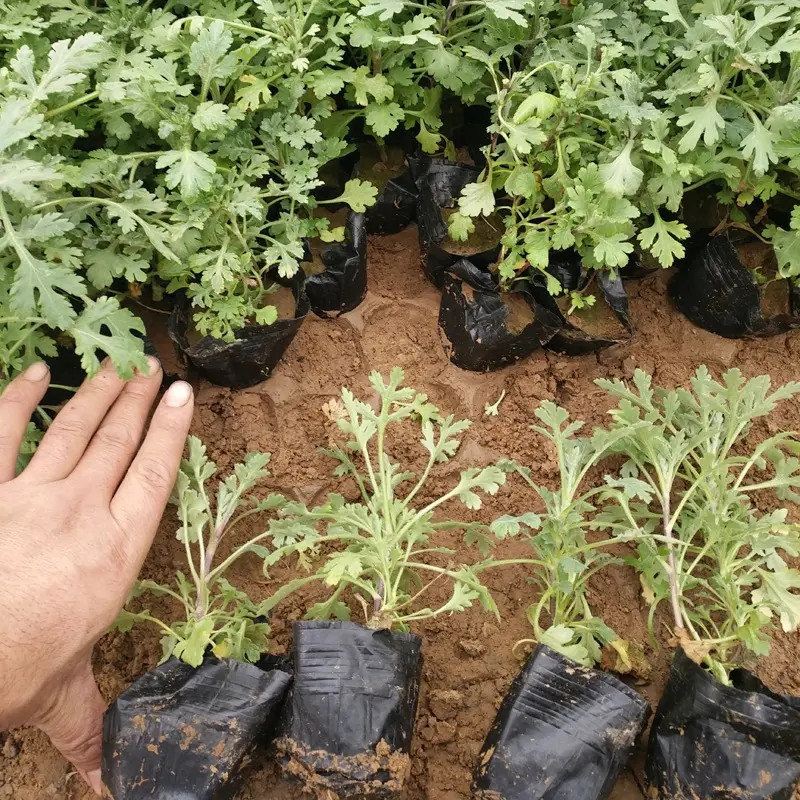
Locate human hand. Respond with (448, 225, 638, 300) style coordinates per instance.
(0, 358, 194, 795)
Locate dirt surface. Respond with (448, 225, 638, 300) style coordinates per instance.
(2, 224, 800, 800)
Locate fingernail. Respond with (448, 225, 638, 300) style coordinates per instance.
(144, 355, 161, 376)
(86, 768, 103, 795)
(23, 362, 50, 382)
(164, 381, 192, 408)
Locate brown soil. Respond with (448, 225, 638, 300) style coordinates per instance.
(558, 294, 630, 339)
(358, 143, 406, 192)
(737, 238, 790, 319)
(270, 286, 297, 320)
(503, 292, 535, 335)
(3, 225, 800, 800)
(442, 209, 503, 255)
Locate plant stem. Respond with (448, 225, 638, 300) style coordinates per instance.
(44, 91, 99, 119)
(661, 494, 685, 632)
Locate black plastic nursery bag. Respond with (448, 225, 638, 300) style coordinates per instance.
(474, 644, 650, 800)
(439, 259, 561, 371)
(414, 159, 501, 287)
(305, 212, 368, 317)
(361, 167, 417, 236)
(277, 620, 422, 799)
(646, 648, 800, 800)
(102, 656, 292, 800)
(168, 270, 309, 389)
(530, 265, 634, 355)
(669, 232, 800, 339)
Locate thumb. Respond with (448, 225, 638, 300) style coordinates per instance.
(34, 659, 106, 795)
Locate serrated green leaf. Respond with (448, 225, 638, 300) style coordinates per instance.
(459, 181, 495, 217)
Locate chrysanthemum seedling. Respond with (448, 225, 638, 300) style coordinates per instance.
(117, 436, 300, 666)
(484, 400, 643, 667)
(277, 367, 507, 630)
(598, 367, 800, 683)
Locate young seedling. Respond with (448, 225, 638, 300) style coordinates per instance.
(598, 368, 800, 684)
(277, 367, 506, 630)
(484, 389, 507, 417)
(474, 401, 653, 800)
(485, 401, 642, 667)
(118, 436, 298, 666)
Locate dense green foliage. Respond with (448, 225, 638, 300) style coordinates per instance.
(450, 0, 800, 287)
(2, 0, 798, 381)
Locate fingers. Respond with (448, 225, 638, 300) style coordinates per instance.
(23, 361, 127, 484)
(110, 381, 194, 569)
(0, 362, 50, 483)
(69, 357, 162, 496)
(34, 660, 106, 796)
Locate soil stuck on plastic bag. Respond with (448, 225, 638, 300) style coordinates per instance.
(168, 270, 309, 389)
(304, 212, 368, 317)
(276, 620, 422, 799)
(474, 644, 650, 800)
(438, 259, 561, 372)
(669, 231, 800, 339)
(102, 656, 291, 800)
(645, 648, 800, 800)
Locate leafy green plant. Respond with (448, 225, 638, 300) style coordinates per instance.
(0, 33, 152, 380)
(118, 436, 294, 667)
(447, 0, 800, 291)
(598, 367, 800, 683)
(484, 401, 642, 667)
(273, 367, 507, 630)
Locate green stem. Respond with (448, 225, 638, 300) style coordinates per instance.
(44, 90, 99, 119)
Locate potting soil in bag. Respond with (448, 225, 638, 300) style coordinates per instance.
(276, 620, 422, 799)
(305, 212, 368, 317)
(102, 656, 292, 800)
(168, 270, 309, 389)
(414, 159, 501, 288)
(669, 231, 800, 338)
(646, 648, 800, 800)
(474, 644, 650, 800)
(439, 258, 561, 371)
(531, 268, 634, 355)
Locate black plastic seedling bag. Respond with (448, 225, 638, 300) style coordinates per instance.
(168, 270, 309, 389)
(645, 648, 800, 800)
(529, 255, 634, 355)
(305, 212, 368, 317)
(102, 656, 292, 800)
(439, 259, 561, 371)
(474, 644, 650, 800)
(359, 165, 417, 236)
(669, 231, 800, 338)
(414, 159, 501, 287)
(277, 620, 422, 799)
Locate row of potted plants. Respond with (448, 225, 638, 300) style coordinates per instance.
(104, 366, 800, 800)
(3, 0, 800, 395)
